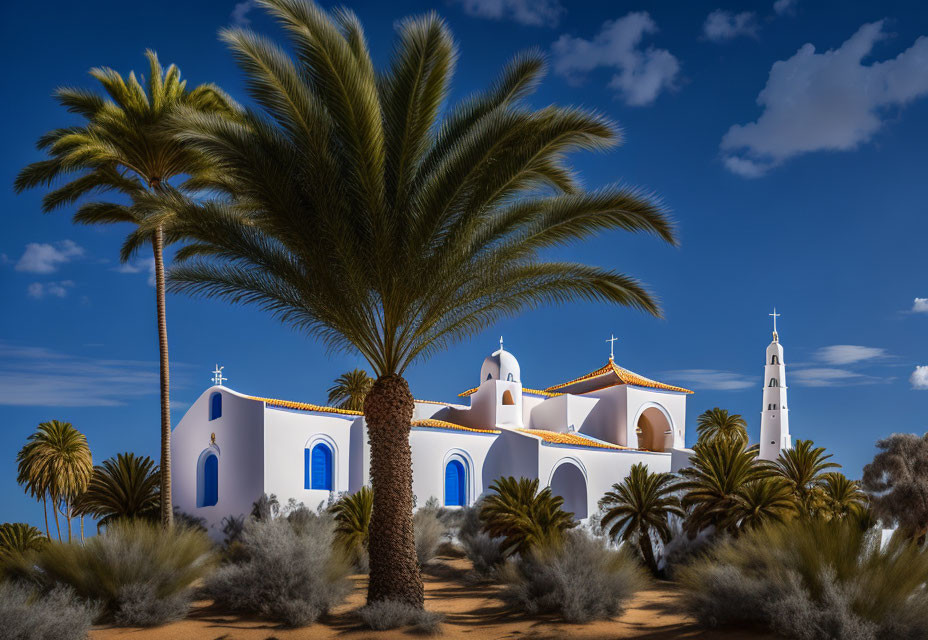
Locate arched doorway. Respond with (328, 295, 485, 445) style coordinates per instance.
(636, 407, 672, 452)
(549, 461, 587, 520)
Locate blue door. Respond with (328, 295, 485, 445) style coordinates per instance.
(309, 443, 333, 490)
(445, 460, 466, 506)
(202, 454, 218, 506)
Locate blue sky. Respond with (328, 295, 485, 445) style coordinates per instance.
(1, 0, 926, 529)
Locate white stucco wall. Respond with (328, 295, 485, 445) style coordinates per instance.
(409, 428, 498, 507)
(171, 386, 266, 538)
(528, 394, 599, 433)
(626, 387, 687, 450)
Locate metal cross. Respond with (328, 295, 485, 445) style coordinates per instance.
(769, 308, 781, 333)
(499, 336, 504, 351)
(606, 334, 618, 360)
(211, 364, 227, 386)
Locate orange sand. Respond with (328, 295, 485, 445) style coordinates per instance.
(91, 555, 773, 639)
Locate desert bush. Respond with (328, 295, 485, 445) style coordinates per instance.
(357, 599, 444, 634)
(203, 513, 352, 627)
(0, 582, 97, 640)
(678, 518, 928, 639)
(414, 508, 446, 566)
(499, 531, 647, 623)
(458, 506, 505, 577)
(35, 519, 214, 626)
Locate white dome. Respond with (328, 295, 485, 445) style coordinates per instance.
(480, 348, 521, 384)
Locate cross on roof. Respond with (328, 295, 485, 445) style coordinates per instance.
(499, 335, 504, 351)
(769, 308, 781, 333)
(606, 334, 618, 361)
(212, 364, 227, 386)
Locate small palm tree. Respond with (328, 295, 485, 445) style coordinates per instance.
(820, 472, 868, 521)
(599, 462, 683, 575)
(696, 408, 748, 446)
(331, 486, 373, 564)
(679, 438, 768, 536)
(480, 477, 576, 555)
(732, 477, 797, 532)
(0, 523, 48, 559)
(327, 369, 374, 411)
(14, 52, 239, 529)
(774, 439, 840, 515)
(146, 0, 674, 607)
(16, 438, 54, 539)
(15, 421, 92, 542)
(75, 452, 161, 529)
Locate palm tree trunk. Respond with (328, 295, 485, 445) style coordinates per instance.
(153, 226, 173, 529)
(42, 495, 50, 539)
(363, 374, 423, 607)
(52, 497, 61, 542)
(80, 515, 84, 543)
(638, 525, 659, 576)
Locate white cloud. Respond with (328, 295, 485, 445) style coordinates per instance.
(453, 0, 564, 27)
(662, 369, 754, 391)
(27, 280, 75, 299)
(15, 240, 83, 273)
(913, 298, 928, 313)
(230, 0, 256, 27)
(791, 367, 885, 387)
(703, 10, 758, 42)
(773, 0, 797, 16)
(116, 258, 156, 286)
(912, 366, 928, 390)
(552, 12, 680, 106)
(815, 344, 887, 365)
(721, 21, 928, 176)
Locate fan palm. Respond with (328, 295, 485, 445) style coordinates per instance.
(331, 486, 373, 563)
(820, 472, 868, 521)
(75, 452, 161, 529)
(14, 52, 239, 529)
(146, 0, 673, 605)
(732, 477, 797, 532)
(16, 437, 54, 539)
(327, 369, 374, 411)
(14, 421, 92, 542)
(774, 439, 839, 515)
(599, 462, 684, 575)
(695, 407, 748, 446)
(480, 477, 577, 555)
(0, 523, 48, 559)
(678, 438, 768, 536)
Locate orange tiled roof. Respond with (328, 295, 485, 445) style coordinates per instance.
(414, 398, 457, 406)
(544, 359, 693, 395)
(248, 395, 363, 416)
(412, 419, 500, 435)
(458, 386, 562, 398)
(514, 428, 631, 450)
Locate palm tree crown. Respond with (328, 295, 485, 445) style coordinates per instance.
(327, 369, 373, 411)
(480, 476, 576, 555)
(696, 407, 748, 446)
(774, 439, 840, 514)
(76, 452, 161, 528)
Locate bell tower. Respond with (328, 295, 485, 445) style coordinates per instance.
(759, 309, 791, 461)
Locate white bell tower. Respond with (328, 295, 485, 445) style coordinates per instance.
(759, 309, 791, 461)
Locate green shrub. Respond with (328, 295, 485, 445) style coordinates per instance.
(0, 582, 97, 640)
(36, 519, 214, 626)
(357, 599, 444, 634)
(499, 531, 647, 623)
(203, 513, 352, 627)
(678, 518, 928, 639)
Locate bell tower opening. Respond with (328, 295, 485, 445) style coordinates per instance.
(636, 407, 671, 452)
(501, 389, 515, 405)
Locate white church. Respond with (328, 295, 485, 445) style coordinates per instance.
(172, 315, 793, 536)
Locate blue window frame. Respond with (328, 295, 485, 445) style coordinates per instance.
(201, 454, 218, 507)
(306, 443, 333, 490)
(444, 459, 466, 507)
(209, 392, 222, 420)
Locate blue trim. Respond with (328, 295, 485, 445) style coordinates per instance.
(308, 443, 333, 490)
(202, 454, 218, 506)
(209, 392, 222, 420)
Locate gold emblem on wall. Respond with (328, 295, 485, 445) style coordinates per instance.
(210, 432, 216, 445)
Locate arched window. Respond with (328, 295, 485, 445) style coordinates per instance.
(209, 392, 222, 420)
(486, 373, 492, 380)
(771, 355, 779, 365)
(506, 372, 514, 381)
(444, 459, 466, 507)
(501, 390, 515, 405)
(769, 378, 778, 387)
(305, 443, 333, 490)
(199, 453, 218, 507)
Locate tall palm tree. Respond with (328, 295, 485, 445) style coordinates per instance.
(145, 0, 674, 606)
(14, 421, 92, 542)
(0, 523, 48, 559)
(14, 52, 239, 529)
(696, 407, 748, 446)
(731, 476, 797, 532)
(75, 452, 161, 529)
(678, 438, 768, 536)
(774, 439, 839, 515)
(480, 477, 577, 555)
(820, 472, 868, 521)
(599, 462, 683, 575)
(327, 369, 373, 411)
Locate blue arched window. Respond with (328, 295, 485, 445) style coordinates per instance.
(209, 392, 222, 420)
(444, 459, 466, 507)
(199, 453, 218, 507)
(305, 443, 333, 490)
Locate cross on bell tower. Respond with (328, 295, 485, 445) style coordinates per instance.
(211, 364, 227, 386)
(769, 307, 781, 341)
(606, 334, 618, 361)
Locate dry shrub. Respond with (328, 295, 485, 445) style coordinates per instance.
(413, 508, 446, 566)
(457, 506, 505, 578)
(357, 599, 444, 634)
(0, 583, 97, 640)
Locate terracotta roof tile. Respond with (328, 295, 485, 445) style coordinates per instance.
(412, 419, 500, 434)
(544, 360, 693, 395)
(514, 428, 631, 450)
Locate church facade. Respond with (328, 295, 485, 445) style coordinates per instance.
(171, 345, 696, 537)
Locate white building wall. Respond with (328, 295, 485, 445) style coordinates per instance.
(626, 387, 687, 450)
(576, 385, 629, 445)
(409, 428, 498, 507)
(528, 394, 599, 432)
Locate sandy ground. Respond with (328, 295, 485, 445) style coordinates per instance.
(91, 555, 773, 639)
